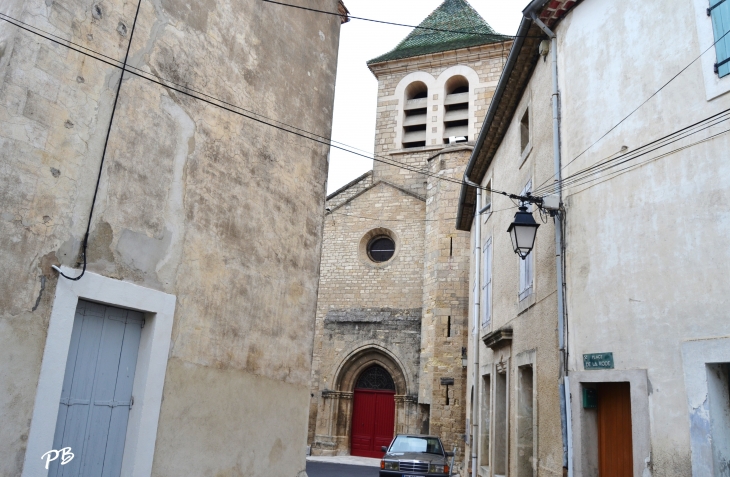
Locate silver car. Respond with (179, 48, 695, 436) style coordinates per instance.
(379, 435, 454, 477)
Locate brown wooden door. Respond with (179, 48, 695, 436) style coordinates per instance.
(597, 382, 633, 477)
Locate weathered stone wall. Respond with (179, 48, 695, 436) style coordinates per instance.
(420, 147, 473, 454)
(308, 180, 426, 454)
(0, 0, 343, 475)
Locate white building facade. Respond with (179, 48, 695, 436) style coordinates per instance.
(458, 0, 730, 475)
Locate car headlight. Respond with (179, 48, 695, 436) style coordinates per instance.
(382, 460, 399, 470)
(429, 463, 446, 473)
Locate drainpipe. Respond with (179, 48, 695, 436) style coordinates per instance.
(463, 175, 481, 477)
(529, 12, 571, 475)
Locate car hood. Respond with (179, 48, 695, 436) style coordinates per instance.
(383, 452, 447, 463)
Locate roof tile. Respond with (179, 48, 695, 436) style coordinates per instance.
(367, 0, 508, 65)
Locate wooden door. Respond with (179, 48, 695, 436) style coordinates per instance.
(597, 382, 633, 477)
(50, 300, 143, 477)
(351, 389, 395, 458)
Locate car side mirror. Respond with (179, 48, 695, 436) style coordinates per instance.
(445, 451, 454, 457)
(381, 446, 388, 452)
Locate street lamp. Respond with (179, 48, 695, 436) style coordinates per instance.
(507, 206, 540, 260)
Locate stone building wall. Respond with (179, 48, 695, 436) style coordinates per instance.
(0, 0, 344, 475)
(420, 147, 473, 453)
(308, 181, 426, 454)
(309, 40, 509, 461)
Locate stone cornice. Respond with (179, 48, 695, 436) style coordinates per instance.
(368, 41, 514, 78)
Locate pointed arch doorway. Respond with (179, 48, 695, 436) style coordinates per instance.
(351, 365, 396, 458)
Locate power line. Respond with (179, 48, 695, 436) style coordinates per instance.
(535, 108, 730, 195)
(54, 0, 143, 281)
(563, 127, 730, 196)
(260, 0, 526, 41)
(534, 27, 730, 193)
(0, 12, 509, 195)
(328, 204, 518, 223)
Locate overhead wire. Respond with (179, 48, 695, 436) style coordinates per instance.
(328, 204, 519, 223)
(534, 108, 730, 195)
(0, 12, 510, 195)
(560, 127, 730, 196)
(260, 0, 530, 41)
(52, 0, 144, 281)
(534, 108, 730, 194)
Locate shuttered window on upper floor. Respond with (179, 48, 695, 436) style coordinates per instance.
(710, 0, 730, 77)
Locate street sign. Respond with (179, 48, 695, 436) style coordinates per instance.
(440, 377, 455, 385)
(583, 352, 614, 370)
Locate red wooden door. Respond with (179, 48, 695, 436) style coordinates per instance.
(597, 382, 633, 477)
(351, 389, 395, 458)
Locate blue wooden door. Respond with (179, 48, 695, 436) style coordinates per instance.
(50, 300, 143, 477)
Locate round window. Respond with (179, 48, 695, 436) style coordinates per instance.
(368, 236, 395, 263)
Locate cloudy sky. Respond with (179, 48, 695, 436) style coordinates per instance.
(326, 0, 527, 194)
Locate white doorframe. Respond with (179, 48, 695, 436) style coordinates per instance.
(23, 267, 176, 477)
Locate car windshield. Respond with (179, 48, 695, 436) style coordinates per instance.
(389, 436, 443, 455)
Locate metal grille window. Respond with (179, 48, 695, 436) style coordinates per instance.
(368, 236, 395, 262)
(709, 0, 730, 77)
(356, 365, 396, 391)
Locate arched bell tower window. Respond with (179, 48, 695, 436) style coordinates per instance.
(402, 81, 428, 149)
(356, 365, 396, 391)
(443, 75, 469, 144)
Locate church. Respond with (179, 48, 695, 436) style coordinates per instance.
(307, 0, 511, 465)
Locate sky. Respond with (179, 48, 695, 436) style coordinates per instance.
(326, 0, 527, 194)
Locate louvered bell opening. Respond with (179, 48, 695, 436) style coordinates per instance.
(443, 76, 469, 144)
(403, 81, 428, 148)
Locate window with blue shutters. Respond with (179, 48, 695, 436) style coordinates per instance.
(709, 0, 730, 77)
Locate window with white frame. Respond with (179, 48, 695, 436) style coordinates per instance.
(519, 180, 534, 301)
(482, 237, 492, 328)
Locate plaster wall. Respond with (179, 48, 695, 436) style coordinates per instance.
(464, 50, 563, 477)
(0, 0, 343, 474)
(556, 0, 730, 474)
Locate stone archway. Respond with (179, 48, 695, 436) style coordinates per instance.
(313, 346, 420, 456)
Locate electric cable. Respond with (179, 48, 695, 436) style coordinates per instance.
(54, 0, 144, 281)
(0, 14, 508, 195)
(559, 126, 730, 196)
(328, 204, 519, 223)
(534, 108, 730, 195)
(533, 27, 730, 192)
(260, 0, 528, 41)
(535, 112, 730, 195)
(0, 12, 512, 196)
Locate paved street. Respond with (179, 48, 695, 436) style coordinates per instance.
(306, 461, 379, 477)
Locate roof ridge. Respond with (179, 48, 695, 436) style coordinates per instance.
(367, 0, 508, 65)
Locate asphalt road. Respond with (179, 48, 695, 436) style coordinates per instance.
(306, 461, 380, 477)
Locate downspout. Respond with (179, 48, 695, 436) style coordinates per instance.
(529, 12, 571, 476)
(463, 175, 481, 477)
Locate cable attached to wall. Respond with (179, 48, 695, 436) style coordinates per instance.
(55, 0, 144, 281)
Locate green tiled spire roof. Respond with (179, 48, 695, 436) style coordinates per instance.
(368, 0, 508, 65)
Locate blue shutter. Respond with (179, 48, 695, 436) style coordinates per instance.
(51, 301, 143, 477)
(710, 0, 730, 77)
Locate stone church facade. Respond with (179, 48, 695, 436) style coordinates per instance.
(307, 0, 512, 460)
